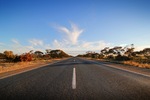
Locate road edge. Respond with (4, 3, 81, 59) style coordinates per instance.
(0, 58, 70, 79)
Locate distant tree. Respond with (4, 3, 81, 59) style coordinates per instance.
(85, 51, 93, 57)
(122, 44, 134, 56)
(29, 50, 34, 54)
(142, 48, 150, 56)
(100, 47, 109, 56)
(34, 51, 43, 56)
(112, 46, 123, 55)
(124, 47, 134, 57)
(115, 55, 130, 61)
(33, 51, 44, 60)
(3, 50, 15, 62)
(46, 49, 51, 54)
(49, 50, 69, 58)
(77, 54, 84, 57)
(108, 49, 114, 54)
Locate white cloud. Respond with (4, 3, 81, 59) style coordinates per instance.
(0, 22, 111, 56)
(58, 23, 83, 45)
(0, 39, 47, 54)
(51, 39, 111, 56)
(1, 37, 149, 56)
(53, 23, 113, 55)
(53, 39, 62, 48)
(12, 39, 20, 44)
(29, 39, 43, 46)
(81, 41, 111, 51)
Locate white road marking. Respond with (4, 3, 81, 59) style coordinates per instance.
(72, 67, 76, 89)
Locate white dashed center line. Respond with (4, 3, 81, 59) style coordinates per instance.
(72, 67, 76, 89)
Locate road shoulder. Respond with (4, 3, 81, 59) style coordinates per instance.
(0, 58, 67, 79)
(83, 58, 150, 77)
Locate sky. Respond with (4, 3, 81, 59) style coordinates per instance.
(0, 0, 150, 56)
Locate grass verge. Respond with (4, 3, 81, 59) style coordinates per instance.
(0, 59, 62, 74)
(123, 61, 150, 69)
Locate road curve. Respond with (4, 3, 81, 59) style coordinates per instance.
(0, 57, 150, 100)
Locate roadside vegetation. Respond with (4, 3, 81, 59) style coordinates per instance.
(77, 44, 150, 69)
(0, 49, 70, 73)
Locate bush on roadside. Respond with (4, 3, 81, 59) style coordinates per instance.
(106, 55, 115, 60)
(123, 61, 150, 68)
(13, 56, 21, 62)
(115, 55, 130, 61)
(20, 53, 32, 62)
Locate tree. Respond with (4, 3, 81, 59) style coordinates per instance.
(112, 46, 123, 55)
(122, 44, 134, 57)
(34, 51, 43, 56)
(100, 47, 109, 56)
(142, 48, 150, 56)
(3, 50, 15, 62)
(49, 50, 69, 58)
(124, 47, 134, 57)
(46, 49, 51, 54)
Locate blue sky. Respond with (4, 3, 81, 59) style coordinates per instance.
(0, 0, 150, 55)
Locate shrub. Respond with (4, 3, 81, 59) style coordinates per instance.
(13, 56, 21, 62)
(115, 55, 130, 61)
(106, 55, 115, 60)
(20, 53, 32, 62)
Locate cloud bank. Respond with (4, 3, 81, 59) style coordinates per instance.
(1, 22, 149, 56)
(0, 23, 111, 56)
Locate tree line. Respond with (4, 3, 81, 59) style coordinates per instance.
(0, 49, 70, 63)
(77, 44, 150, 64)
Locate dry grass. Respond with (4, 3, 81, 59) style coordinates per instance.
(123, 61, 150, 69)
(0, 60, 53, 74)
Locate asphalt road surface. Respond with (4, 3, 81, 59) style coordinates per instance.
(0, 57, 150, 100)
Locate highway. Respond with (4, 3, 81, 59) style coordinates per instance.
(0, 57, 150, 100)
